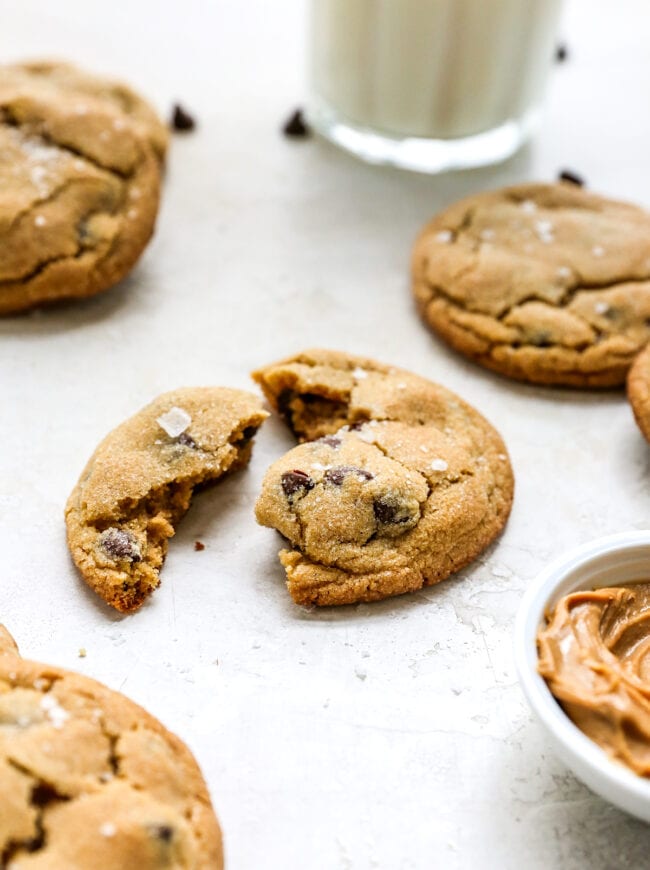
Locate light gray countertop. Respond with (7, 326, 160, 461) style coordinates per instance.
(2, 1, 650, 867)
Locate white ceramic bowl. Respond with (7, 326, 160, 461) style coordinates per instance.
(514, 530, 650, 822)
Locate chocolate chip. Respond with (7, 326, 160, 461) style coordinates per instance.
(282, 108, 311, 138)
(318, 436, 342, 448)
(171, 103, 196, 131)
(558, 169, 585, 187)
(324, 466, 374, 486)
(555, 43, 568, 63)
(98, 528, 141, 562)
(281, 470, 314, 498)
(349, 421, 368, 431)
(234, 425, 258, 448)
(373, 498, 412, 525)
(149, 824, 174, 843)
(194, 541, 205, 551)
(177, 431, 197, 448)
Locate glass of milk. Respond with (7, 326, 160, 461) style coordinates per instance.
(307, 0, 564, 173)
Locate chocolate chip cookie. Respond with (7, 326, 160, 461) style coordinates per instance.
(627, 344, 650, 442)
(0, 60, 166, 314)
(66, 387, 268, 613)
(412, 183, 650, 387)
(0, 625, 223, 868)
(253, 350, 513, 606)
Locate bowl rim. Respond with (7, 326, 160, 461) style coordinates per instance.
(514, 529, 650, 802)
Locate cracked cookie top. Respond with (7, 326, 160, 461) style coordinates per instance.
(0, 60, 164, 314)
(627, 344, 650, 443)
(66, 387, 268, 613)
(253, 349, 514, 606)
(412, 183, 650, 388)
(0, 625, 223, 869)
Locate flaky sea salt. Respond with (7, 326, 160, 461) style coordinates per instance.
(592, 245, 605, 257)
(434, 230, 453, 244)
(480, 228, 495, 241)
(156, 407, 191, 437)
(99, 822, 116, 838)
(40, 694, 69, 729)
(556, 265, 571, 279)
(34, 215, 47, 227)
(430, 458, 448, 472)
(352, 367, 368, 379)
(520, 199, 537, 214)
(595, 300, 609, 315)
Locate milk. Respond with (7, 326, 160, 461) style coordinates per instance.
(309, 0, 563, 149)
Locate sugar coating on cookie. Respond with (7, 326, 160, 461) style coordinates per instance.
(0, 60, 167, 314)
(412, 183, 650, 388)
(0, 625, 223, 868)
(253, 349, 514, 606)
(66, 387, 268, 613)
(627, 344, 650, 443)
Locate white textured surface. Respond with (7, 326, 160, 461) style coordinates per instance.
(2, 1, 650, 868)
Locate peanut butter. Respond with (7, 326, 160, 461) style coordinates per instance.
(537, 583, 650, 776)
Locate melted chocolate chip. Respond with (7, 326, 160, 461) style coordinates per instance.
(177, 431, 197, 448)
(373, 498, 412, 525)
(318, 435, 342, 448)
(282, 108, 311, 138)
(98, 528, 141, 562)
(281, 470, 314, 498)
(558, 169, 585, 187)
(149, 823, 174, 843)
(171, 103, 196, 131)
(324, 466, 374, 486)
(234, 425, 258, 448)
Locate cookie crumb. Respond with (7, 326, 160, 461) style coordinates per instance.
(156, 406, 191, 437)
(282, 108, 311, 138)
(171, 103, 196, 131)
(78, 647, 87, 658)
(99, 822, 116, 838)
(555, 43, 569, 63)
(558, 169, 585, 187)
(194, 540, 205, 551)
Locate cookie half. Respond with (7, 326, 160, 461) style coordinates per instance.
(0, 60, 165, 314)
(0, 625, 223, 869)
(253, 349, 514, 606)
(66, 387, 268, 613)
(412, 183, 650, 388)
(627, 344, 650, 442)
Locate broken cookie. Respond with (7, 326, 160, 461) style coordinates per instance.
(66, 387, 268, 613)
(0, 624, 223, 868)
(0, 60, 167, 314)
(253, 349, 514, 606)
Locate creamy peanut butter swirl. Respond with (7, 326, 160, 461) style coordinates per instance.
(538, 583, 650, 776)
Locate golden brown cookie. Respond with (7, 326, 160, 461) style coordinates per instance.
(627, 344, 650, 442)
(0, 60, 165, 315)
(66, 388, 268, 613)
(253, 349, 513, 606)
(0, 625, 223, 869)
(412, 183, 650, 388)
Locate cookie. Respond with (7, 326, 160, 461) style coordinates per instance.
(0, 625, 223, 869)
(66, 388, 268, 613)
(627, 344, 650, 442)
(253, 349, 513, 606)
(412, 183, 650, 387)
(0, 60, 165, 314)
